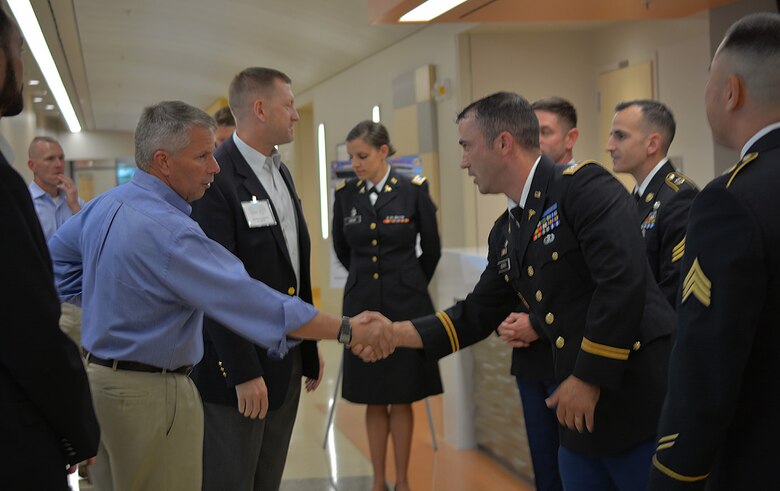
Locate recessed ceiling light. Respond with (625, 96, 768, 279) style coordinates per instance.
(45, 104, 55, 110)
(28, 79, 40, 86)
(33, 96, 43, 103)
(400, 0, 468, 22)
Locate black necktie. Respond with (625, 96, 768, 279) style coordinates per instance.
(369, 186, 379, 206)
(633, 191, 641, 203)
(510, 206, 523, 224)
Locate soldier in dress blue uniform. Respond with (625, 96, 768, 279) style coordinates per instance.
(332, 121, 442, 491)
(649, 13, 780, 490)
(384, 92, 675, 491)
(497, 96, 580, 491)
(607, 99, 698, 307)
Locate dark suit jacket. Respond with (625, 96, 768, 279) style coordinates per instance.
(649, 127, 780, 490)
(191, 136, 318, 411)
(0, 152, 99, 489)
(637, 160, 698, 307)
(414, 156, 675, 456)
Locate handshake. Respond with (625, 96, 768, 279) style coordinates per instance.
(344, 311, 419, 362)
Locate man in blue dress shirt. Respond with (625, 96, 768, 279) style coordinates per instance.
(27, 136, 84, 345)
(49, 100, 392, 491)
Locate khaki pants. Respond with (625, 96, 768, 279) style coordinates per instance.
(86, 363, 203, 491)
(59, 302, 82, 346)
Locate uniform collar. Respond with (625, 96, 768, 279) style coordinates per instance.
(635, 157, 669, 196)
(508, 154, 542, 212)
(741, 121, 780, 158)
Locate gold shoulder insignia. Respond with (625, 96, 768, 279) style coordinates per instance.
(664, 171, 697, 192)
(411, 175, 427, 186)
(726, 152, 759, 188)
(682, 258, 711, 307)
(562, 160, 599, 175)
(335, 180, 347, 191)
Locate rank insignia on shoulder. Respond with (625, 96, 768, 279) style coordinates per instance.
(411, 175, 427, 186)
(726, 152, 759, 188)
(562, 159, 599, 175)
(682, 257, 711, 307)
(384, 184, 392, 192)
(335, 180, 347, 191)
(390, 177, 398, 185)
(665, 172, 693, 192)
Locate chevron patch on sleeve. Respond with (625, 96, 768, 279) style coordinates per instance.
(681, 258, 711, 307)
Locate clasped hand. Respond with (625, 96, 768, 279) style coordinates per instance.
(348, 311, 394, 362)
(498, 312, 539, 348)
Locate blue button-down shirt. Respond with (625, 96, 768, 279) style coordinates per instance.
(29, 181, 84, 241)
(49, 170, 318, 369)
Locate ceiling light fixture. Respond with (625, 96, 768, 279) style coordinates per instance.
(28, 79, 39, 85)
(45, 104, 55, 110)
(7, 0, 81, 132)
(32, 96, 43, 103)
(400, 0, 468, 22)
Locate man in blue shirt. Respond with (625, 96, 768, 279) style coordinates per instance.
(27, 135, 84, 345)
(49, 100, 392, 491)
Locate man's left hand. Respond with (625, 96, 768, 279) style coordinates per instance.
(546, 375, 600, 433)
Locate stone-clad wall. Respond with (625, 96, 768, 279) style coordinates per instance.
(473, 335, 533, 482)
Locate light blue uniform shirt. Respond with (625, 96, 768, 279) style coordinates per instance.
(28, 181, 84, 241)
(49, 170, 318, 369)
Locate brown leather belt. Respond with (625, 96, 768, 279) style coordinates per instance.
(82, 349, 192, 376)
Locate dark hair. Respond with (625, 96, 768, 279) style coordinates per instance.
(345, 120, 396, 157)
(718, 13, 780, 105)
(456, 92, 539, 151)
(532, 97, 577, 130)
(228, 67, 291, 120)
(213, 106, 235, 127)
(615, 99, 676, 154)
(0, 9, 14, 52)
(720, 12, 780, 59)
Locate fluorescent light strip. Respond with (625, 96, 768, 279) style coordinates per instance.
(400, 0, 468, 22)
(318, 123, 329, 239)
(372, 105, 381, 123)
(8, 0, 81, 132)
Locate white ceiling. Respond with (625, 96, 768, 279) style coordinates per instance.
(22, 0, 424, 132)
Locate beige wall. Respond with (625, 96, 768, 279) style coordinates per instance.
(463, 13, 713, 242)
(294, 23, 474, 314)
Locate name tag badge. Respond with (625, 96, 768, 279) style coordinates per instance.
(498, 257, 511, 274)
(241, 197, 277, 228)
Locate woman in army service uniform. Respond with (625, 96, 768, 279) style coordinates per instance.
(332, 121, 442, 491)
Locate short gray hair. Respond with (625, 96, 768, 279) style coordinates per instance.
(134, 101, 216, 171)
(28, 135, 62, 158)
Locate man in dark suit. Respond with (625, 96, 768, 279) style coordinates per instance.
(385, 92, 675, 490)
(607, 99, 698, 307)
(496, 96, 580, 491)
(191, 67, 321, 491)
(0, 9, 99, 490)
(649, 12, 780, 490)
